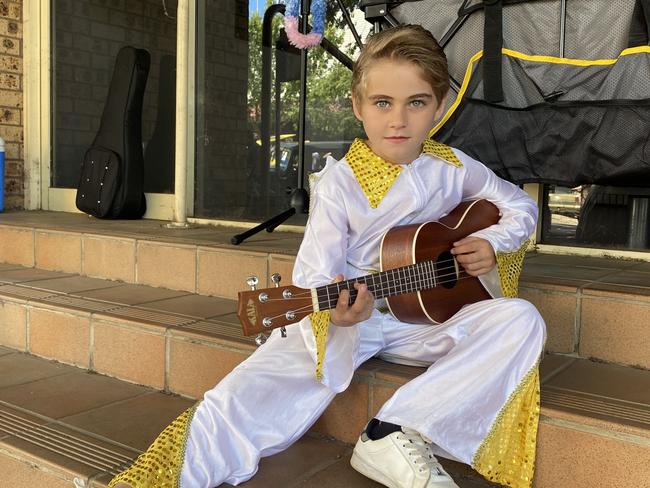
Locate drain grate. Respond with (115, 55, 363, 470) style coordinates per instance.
(41, 295, 122, 313)
(100, 307, 196, 327)
(0, 284, 59, 301)
(0, 404, 136, 477)
(542, 386, 650, 429)
(181, 320, 254, 343)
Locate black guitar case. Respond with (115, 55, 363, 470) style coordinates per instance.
(76, 46, 150, 218)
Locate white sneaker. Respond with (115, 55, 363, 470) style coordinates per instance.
(350, 425, 460, 488)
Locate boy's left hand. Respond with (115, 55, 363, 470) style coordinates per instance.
(451, 236, 496, 276)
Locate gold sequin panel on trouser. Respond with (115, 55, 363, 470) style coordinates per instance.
(109, 404, 198, 488)
(473, 362, 541, 488)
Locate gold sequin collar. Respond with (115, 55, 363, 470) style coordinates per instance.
(345, 138, 463, 208)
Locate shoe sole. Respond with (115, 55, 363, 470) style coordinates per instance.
(350, 450, 399, 488)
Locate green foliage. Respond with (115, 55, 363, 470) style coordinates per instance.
(247, 1, 364, 142)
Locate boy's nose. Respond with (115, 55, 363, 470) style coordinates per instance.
(389, 107, 407, 128)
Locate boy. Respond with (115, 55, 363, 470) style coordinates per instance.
(111, 24, 545, 488)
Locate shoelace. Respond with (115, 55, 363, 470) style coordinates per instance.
(397, 428, 448, 478)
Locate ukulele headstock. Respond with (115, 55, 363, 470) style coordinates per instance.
(237, 274, 313, 337)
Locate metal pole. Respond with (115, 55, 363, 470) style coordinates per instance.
(172, 0, 189, 226)
(334, 0, 363, 50)
(261, 4, 286, 213)
(297, 0, 310, 191)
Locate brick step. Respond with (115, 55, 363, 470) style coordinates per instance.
(0, 269, 648, 487)
(1, 211, 650, 368)
(0, 345, 648, 488)
(0, 211, 649, 487)
(0, 346, 500, 488)
(1, 259, 649, 388)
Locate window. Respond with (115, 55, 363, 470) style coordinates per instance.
(541, 184, 650, 250)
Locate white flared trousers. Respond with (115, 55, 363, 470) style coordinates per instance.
(180, 297, 545, 487)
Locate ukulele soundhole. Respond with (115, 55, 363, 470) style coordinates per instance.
(436, 251, 457, 289)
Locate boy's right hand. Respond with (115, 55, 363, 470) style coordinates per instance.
(329, 274, 375, 327)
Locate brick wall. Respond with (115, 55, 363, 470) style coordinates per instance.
(0, 0, 23, 210)
(194, 0, 251, 219)
(53, 0, 178, 189)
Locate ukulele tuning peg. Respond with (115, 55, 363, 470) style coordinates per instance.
(255, 333, 267, 346)
(246, 276, 259, 290)
(271, 273, 282, 287)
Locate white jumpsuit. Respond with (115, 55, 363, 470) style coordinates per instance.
(110, 141, 545, 488)
(180, 143, 545, 487)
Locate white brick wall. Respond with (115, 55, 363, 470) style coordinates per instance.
(0, 0, 23, 209)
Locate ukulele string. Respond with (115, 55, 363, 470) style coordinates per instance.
(262, 256, 464, 299)
(263, 266, 479, 321)
(262, 268, 475, 317)
(263, 265, 472, 304)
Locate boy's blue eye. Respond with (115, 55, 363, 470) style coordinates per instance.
(411, 100, 425, 108)
(376, 100, 389, 108)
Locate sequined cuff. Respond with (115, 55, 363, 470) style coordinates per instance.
(309, 310, 331, 380)
(496, 239, 531, 298)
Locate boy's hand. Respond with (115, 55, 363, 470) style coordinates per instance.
(451, 236, 496, 276)
(329, 274, 375, 327)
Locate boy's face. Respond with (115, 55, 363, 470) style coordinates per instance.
(353, 59, 445, 165)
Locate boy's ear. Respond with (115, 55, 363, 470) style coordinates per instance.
(434, 92, 448, 121)
(352, 95, 363, 121)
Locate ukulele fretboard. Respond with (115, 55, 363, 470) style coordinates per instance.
(314, 256, 462, 311)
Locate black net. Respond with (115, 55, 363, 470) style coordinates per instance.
(384, 0, 650, 187)
(434, 51, 650, 187)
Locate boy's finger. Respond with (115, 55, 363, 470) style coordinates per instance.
(336, 288, 350, 311)
(451, 244, 471, 255)
(351, 285, 369, 310)
(453, 236, 477, 246)
(456, 252, 480, 265)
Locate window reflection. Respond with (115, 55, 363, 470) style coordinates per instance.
(542, 184, 650, 250)
(194, 1, 366, 222)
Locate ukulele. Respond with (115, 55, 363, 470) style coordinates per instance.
(238, 199, 500, 338)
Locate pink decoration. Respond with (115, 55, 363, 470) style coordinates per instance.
(284, 17, 323, 49)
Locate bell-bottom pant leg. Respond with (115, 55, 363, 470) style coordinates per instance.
(179, 320, 383, 487)
(375, 297, 546, 464)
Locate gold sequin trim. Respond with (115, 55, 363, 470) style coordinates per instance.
(473, 363, 541, 488)
(422, 139, 463, 167)
(109, 403, 199, 488)
(310, 310, 331, 380)
(345, 138, 462, 208)
(496, 239, 531, 298)
(346, 139, 402, 208)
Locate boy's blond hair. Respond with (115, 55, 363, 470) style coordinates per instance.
(352, 24, 449, 105)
